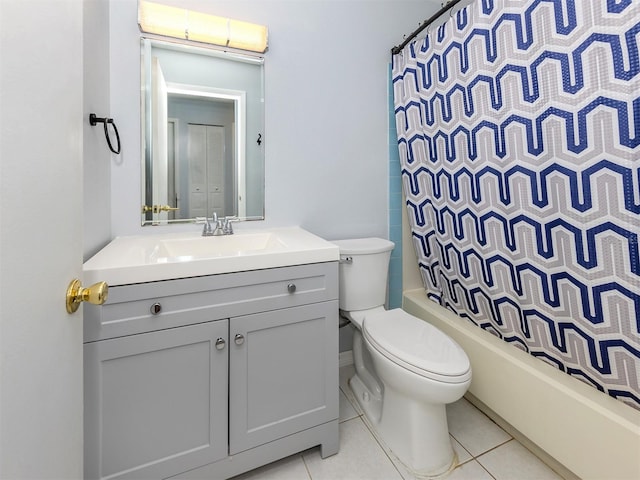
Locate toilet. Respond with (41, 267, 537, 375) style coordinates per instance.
(333, 238, 471, 477)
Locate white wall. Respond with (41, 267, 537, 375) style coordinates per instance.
(108, 0, 440, 241)
(84, 0, 112, 259)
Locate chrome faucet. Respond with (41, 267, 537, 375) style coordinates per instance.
(202, 212, 219, 236)
(202, 212, 235, 236)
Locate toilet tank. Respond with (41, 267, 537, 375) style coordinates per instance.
(332, 238, 395, 311)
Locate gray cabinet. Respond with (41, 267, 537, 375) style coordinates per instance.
(230, 302, 337, 454)
(84, 263, 338, 480)
(84, 321, 229, 480)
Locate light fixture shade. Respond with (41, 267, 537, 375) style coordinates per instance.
(138, 1, 187, 40)
(227, 19, 268, 52)
(138, 1, 268, 53)
(187, 11, 229, 46)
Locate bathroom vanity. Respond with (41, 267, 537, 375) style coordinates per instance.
(82, 228, 340, 480)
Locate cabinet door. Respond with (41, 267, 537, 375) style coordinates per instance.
(84, 321, 228, 480)
(229, 301, 338, 454)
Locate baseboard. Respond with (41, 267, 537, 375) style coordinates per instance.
(339, 350, 353, 368)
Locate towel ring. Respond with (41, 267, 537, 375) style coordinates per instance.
(89, 113, 121, 154)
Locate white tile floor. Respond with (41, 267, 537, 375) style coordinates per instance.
(232, 365, 565, 480)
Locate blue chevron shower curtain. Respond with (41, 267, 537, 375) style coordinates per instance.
(393, 0, 640, 409)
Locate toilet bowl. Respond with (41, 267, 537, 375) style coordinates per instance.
(334, 238, 471, 477)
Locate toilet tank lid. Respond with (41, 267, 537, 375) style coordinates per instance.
(332, 238, 394, 255)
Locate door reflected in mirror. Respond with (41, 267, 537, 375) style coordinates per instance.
(141, 38, 265, 225)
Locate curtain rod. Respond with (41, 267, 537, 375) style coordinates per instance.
(391, 0, 464, 55)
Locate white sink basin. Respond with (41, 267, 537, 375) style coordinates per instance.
(158, 232, 285, 259)
(83, 227, 339, 286)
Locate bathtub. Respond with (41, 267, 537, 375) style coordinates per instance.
(402, 289, 640, 480)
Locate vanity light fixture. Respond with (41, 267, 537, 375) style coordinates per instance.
(138, 1, 268, 53)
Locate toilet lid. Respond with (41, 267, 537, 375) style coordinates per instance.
(363, 309, 471, 382)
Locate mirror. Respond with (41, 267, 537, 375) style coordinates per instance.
(141, 38, 265, 225)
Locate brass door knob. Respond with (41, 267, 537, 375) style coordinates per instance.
(66, 279, 109, 314)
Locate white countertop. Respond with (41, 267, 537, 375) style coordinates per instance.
(83, 227, 339, 286)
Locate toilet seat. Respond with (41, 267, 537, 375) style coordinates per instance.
(363, 309, 471, 384)
(340, 306, 385, 330)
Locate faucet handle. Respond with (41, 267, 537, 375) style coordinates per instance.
(222, 216, 237, 234)
(202, 218, 212, 236)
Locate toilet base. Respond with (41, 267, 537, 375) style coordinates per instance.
(348, 372, 457, 479)
(348, 374, 382, 422)
(377, 387, 456, 477)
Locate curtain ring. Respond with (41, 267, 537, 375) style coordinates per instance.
(90, 113, 121, 155)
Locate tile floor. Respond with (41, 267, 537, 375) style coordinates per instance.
(233, 365, 565, 480)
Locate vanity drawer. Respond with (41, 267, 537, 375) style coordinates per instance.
(84, 262, 338, 342)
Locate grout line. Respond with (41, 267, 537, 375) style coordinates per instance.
(450, 436, 474, 465)
(454, 455, 475, 468)
(474, 438, 514, 461)
(449, 459, 497, 480)
(357, 414, 409, 479)
(338, 409, 361, 424)
(478, 461, 498, 480)
(300, 451, 314, 480)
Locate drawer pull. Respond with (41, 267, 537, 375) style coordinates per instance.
(215, 338, 226, 350)
(287, 283, 297, 293)
(150, 303, 162, 315)
(234, 334, 245, 346)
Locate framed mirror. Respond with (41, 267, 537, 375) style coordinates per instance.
(141, 38, 265, 225)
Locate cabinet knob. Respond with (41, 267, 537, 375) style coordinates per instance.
(215, 338, 226, 350)
(287, 283, 296, 293)
(234, 334, 245, 345)
(150, 303, 162, 315)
